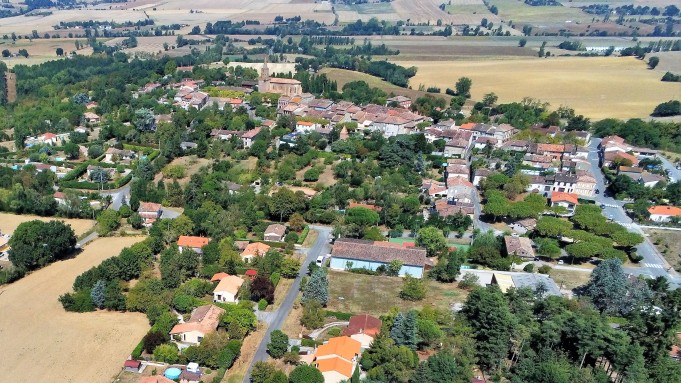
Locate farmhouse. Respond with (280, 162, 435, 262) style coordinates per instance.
(330, 238, 427, 278)
(551, 192, 579, 215)
(342, 314, 382, 349)
(241, 242, 271, 262)
(213, 275, 245, 304)
(264, 224, 287, 242)
(138, 202, 163, 226)
(177, 236, 210, 253)
(169, 304, 225, 349)
(648, 206, 681, 223)
(313, 336, 362, 383)
(504, 236, 535, 259)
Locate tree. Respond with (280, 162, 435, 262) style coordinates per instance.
(652, 100, 681, 117)
(90, 280, 106, 308)
(97, 210, 120, 235)
(346, 206, 380, 227)
(386, 260, 403, 277)
(482, 92, 498, 107)
(413, 351, 459, 383)
(461, 285, 514, 371)
(429, 249, 463, 282)
(289, 364, 324, 383)
(63, 142, 80, 159)
(56, 47, 64, 56)
(88, 144, 103, 159)
(288, 213, 305, 232)
(400, 275, 426, 301)
(416, 226, 447, 257)
(518, 38, 527, 47)
(9, 220, 76, 271)
(302, 268, 329, 306)
(153, 344, 179, 363)
(251, 276, 275, 304)
(269, 188, 307, 222)
(455, 77, 472, 98)
(134, 108, 156, 131)
(267, 330, 289, 359)
(648, 56, 660, 69)
(301, 300, 325, 329)
(403, 310, 418, 350)
(535, 216, 572, 237)
(251, 361, 278, 383)
(128, 213, 143, 229)
(584, 258, 649, 316)
(143, 330, 166, 354)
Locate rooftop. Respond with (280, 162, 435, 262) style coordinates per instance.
(177, 236, 210, 249)
(214, 275, 245, 295)
(315, 336, 362, 361)
(648, 206, 681, 216)
(551, 192, 579, 205)
(342, 314, 382, 337)
(331, 238, 427, 267)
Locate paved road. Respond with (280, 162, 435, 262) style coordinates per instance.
(101, 184, 131, 211)
(657, 153, 681, 182)
(242, 225, 332, 383)
(587, 138, 681, 287)
(76, 231, 99, 248)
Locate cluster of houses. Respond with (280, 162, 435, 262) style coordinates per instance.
(600, 135, 667, 187)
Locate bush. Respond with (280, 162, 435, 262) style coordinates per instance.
(153, 344, 179, 363)
(457, 273, 479, 291)
(325, 310, 352, 321)
(270, 272, 281, 287)
(400, 275, 426, 301)
(267, 329, 289, 359)
(143, 330, 166, 354)
(523, 263, 534, 273)
(538, 265, 552, 274)
(131, 339, 144, 360)
(59, 289, 95, 312)
(301, 300, 325, 329)
(327, 327, 342, 337)
(162, 164, 186, 179)
(297, 226, 310, 244)
(258, 298, 268, 311)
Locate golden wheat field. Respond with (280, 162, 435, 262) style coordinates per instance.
(395, 56, 681, 120)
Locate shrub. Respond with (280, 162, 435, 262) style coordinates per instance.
(301, 300, 325, 329)
(270, 272, 281, 287)
(297, 226, 310, 244)
(153, 343, 179, 363)
(267, 330, 289, 359)
(538, 265, 552, 274)
(258, 298, 268, 311)
(523, 263, 534, 273)
(131, 339, 144, 359)
(327, 327, 342, 337)
(457, 273, 479, 290)
(143, 330, 166, 354)
(400, 275, 427, 301)
(162, 164, 186, 179)
(59, 289, 95, 312)
(325, 310, 352, 321)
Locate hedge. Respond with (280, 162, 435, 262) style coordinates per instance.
(297, 226, 310, 245)
(270, 272, 281, 287)
(131, 339, 144, 359)
(61, 162, 89, 181)
(325, 310, 353, 321)
(59, 173, 132, 190)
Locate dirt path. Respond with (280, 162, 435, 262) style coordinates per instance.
(0, 237, 149, 383)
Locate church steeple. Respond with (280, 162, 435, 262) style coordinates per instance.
(260, 56, 270, 81)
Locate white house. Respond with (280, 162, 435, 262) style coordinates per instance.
(648, 206, 681, 223)
(213, 275, 245, 304)
(169, 305, 225, 350)
(295, 121, 319, 133)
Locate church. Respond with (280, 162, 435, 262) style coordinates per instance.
(257, 59, 302, 97)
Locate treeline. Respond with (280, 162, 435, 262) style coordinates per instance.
(366, 61, 416, 87)
(662, 71, 681, 82)
(207, 17, 401, 37)
(307, 36, 355, 46)
(558, 40, 584, 51)
(593, 118, 681, 153)
(54, 19, 156, 29)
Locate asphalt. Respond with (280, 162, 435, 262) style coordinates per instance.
(242, 225, 332, 383)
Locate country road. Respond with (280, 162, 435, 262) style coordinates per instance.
(242, 225, 332, 383)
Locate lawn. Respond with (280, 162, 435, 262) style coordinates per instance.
(645, 229, 681, 272)
(548, 268, 592, 290)
(327, 270, 467, 316)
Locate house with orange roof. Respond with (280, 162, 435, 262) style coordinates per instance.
(240, 242, 271, 263)
(169, 304, 225, 349)
(648, 206, 681, 223)
(213, 275, 245, 304)
(177, 236, 210, 254)
(210, 272, 230, 282)
(551, 192, 579, 215)
(313, 336, 362, 383)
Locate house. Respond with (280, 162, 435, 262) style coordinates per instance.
(603, 151, 639, 167)
(504, 236, 535, 259)
(264, 224, 287, 242)
(342, 314, 382, 349)
(296, 120, 320, 133)
(574, 174, 597, 197)
(240, 242, 271, 262)
(213, 275, 245, 304)
(385, 95, 412, 109)
(39, 132, 58, 145)
(169, 305, 225, 349)
(473, 168, 492, 187)
(618, 166, 643, 179)
(123, 359, 141, 372)
(53, 191, 66, 205)
(177, 236, 210, 254)
(83, 112, 101, 124)
(240, 128, 262, 148)
(330, 238, 427, 278)
(648, 206, 681, 223)
(641, 172, 666, 188)
(210, 272, 230, 282)
(181, 142, 198, 151)
(104, 147, 135, 163)
(138, 202, 163, 226)
(313, 336, 362, 383)
(551, 192, 579, 215)
(509, 218, 537, 234)
(459, 269, 561, 296)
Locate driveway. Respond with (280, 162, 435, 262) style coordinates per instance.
(242, 225, 332, 383)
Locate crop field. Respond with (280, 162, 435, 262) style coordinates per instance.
(391, 0, 499, 25)
(0, 37, 95, 68)
(394, 56, 681, 120)
(0, 236, 149, 383)
(0, 212, 95, 236)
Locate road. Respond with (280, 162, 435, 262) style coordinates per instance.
(587, 138, 681, 286)
(242, 225, 332, 383)
(657, 153, 681, 182)
(76, 231, 99, 248)
(101, 184, 131, 211)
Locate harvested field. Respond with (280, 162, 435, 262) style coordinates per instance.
(328, 270, 467, 316)
(392, 0, 499, 25)
(0, 37, 95, 68)
(320, 67, 450, 102)
(549, 268, 592, 290)
(395, 56, 681, 120)
(0, 212, 95, 236)
(645, 229, 681, 272)
(0, 236, 149, 383)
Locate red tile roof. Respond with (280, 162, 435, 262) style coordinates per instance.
(648, 206, 681, 216)
(342, 314, 382, 337)
(177, 236, 210, 249)
(245, 269, 257, 276)
(551, 192, 579, 205)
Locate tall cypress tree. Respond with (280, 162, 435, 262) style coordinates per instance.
(390, 312, 406, 345)
(403, 310, 418, 350)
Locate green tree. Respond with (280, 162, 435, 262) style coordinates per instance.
(63, 142, 80, 159)
(416, 226, 447, 257)
(134, 108, 156, 131)
(535, 216, 572, 237)
(518, 38, 527, 47)
(386, 260, 403, 277)
(90, 280, 106, 308)
(429, 249, 463, 282)
(251, 361, 278, 383)
(97, 210, 120, 235)
(390, 312, 406, 345)
(289, 364, 324, 383)
(455, 77, 472, 98)
(648, 56, 660, 69)
(346, 206, 380, 227)
(301, 300, 325, 329)
(400, 275, 427, 301)
(584, 258, 647, 316)
(9, 220, 76, 271)
(413, 351, 459, 383)
(267, 330, 289, 359)
(153, 343, 178, 363)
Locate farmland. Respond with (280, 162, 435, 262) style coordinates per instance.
(394, 56, 681, 120)
(0, 212, 95, 236)
(0, 236, 149, 383)
(0, 37, 95, 68)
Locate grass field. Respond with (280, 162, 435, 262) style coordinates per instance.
(645, 229, 681, 271)
(548, 268, 591, 290)
(0, 37, 95, 68)
(394, 56, 681, 120)
(0, 236, 149, 383)
(320, 67, 450, 102)
(328, 270, 467, 316)
(0, 212, 95, 236)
